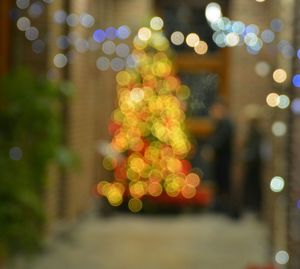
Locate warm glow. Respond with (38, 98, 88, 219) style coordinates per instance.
(186, 33, 200, 47)
(194, 41, 208, 54)
(273, 68, 287, 83)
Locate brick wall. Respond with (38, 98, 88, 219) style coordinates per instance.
(229, 0, 276, 219)
(44, 0, 154, 228)
(288, 0, 300, 267)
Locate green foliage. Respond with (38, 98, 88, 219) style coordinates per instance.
(0, 68, 72, 258)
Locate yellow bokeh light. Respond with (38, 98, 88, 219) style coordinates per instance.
(181, 185, 196, 199)
(165, 76, 180, 90)
(129, 157, 145, 173)
(149, 169, 163, 182)
(97, 181, 110, 196)
(273, 68, 287, 83)
(148, 182, 163, 196)
(112, 109, 124, 124)
(150, 16, 164, 31)
(133, 36, 147, 50)
(102, 156, 117, 171)
(176, 85, 190, 100)
(194, 41, 208, 55)
(128, 198, 143, 213)
(151, 33, 169, 51)
(138, 27, 152, 41)
(266, 92, 279, 107)
(186, 33, 200, 47)
(129, 137, 144, 152)
(116, 71, 131, 86)
(127, 168, 140, 181)
(107, 187, 123, 206)
(166, 158, 182, 173)
(129, 181, 147, 198)
(185, 172, 201, 187)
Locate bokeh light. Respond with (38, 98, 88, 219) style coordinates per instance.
(205, 2, 222, 23)
(273, 68, 287, 83)
(246, 24, 260, 35)
(271, 19, 283, 32)
(25, 26, 39, 41)
(80, 13, 95, 28)
(75, 38, 89, 53)
(138, 27, 152, 41)
(130, 88, 145, 102)
(278, 95, 290, 109)
(116, 44, 130, 58)
(9, 147, 23, 161)
(291, 98, 300, 114)
(17, 17, 31, 31)
(150, 16, 164, 31)
(255, 61, 271, 77)
(116, 71, 131, 86)
(266, 93, 279, 107)
(28, 2, 44, 18)
(270, 176, 285, 192)
(272, 121, 287, 137)
(88, 37, 100, 51)
(261, 29, 275, 43)
(16, 0, 30, 9)
(232, 21, 245, 34)
(93, 29, 106, 43)
(32, 39, 45, 54)
(170, 31, 185, 46)
(213, 31, 226, 47)
(128, 198, 143, 213)
(56, 35, 69, 50)
(194, 41, 208, 54)
(275, 250, 289, 265)
(66, 13, 79, 27)
(244, 33, 258, 47)
(106, 27, 117, 40)
(116, 25, 131, 40)
(292, 74, 300, 87)
(225, 32, 240, 47)
(126, 54, 137, 68)
(53, 10, 67, 24)
(186, 33, 200, 47)
(111, 57, 125, 71)
(102, 40, 116, 55)
(280, 42, 295, 59)
(96, 56, 110, 71)
(53, 53, 68, 68)
(297, 49, 300, 60)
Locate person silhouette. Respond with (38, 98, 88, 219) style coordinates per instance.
(207, 99, 234, 213)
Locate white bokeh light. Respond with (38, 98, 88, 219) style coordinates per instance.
(270, 176, 285, 193)
(53, 53, 68, 68)
(170, 31, 185, 45)
(275, 250, 289, 265)
(205, 2, 222, 23)
(272, 121, 287, 137)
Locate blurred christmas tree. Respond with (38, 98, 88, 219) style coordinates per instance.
(98, 19, 201, 212)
